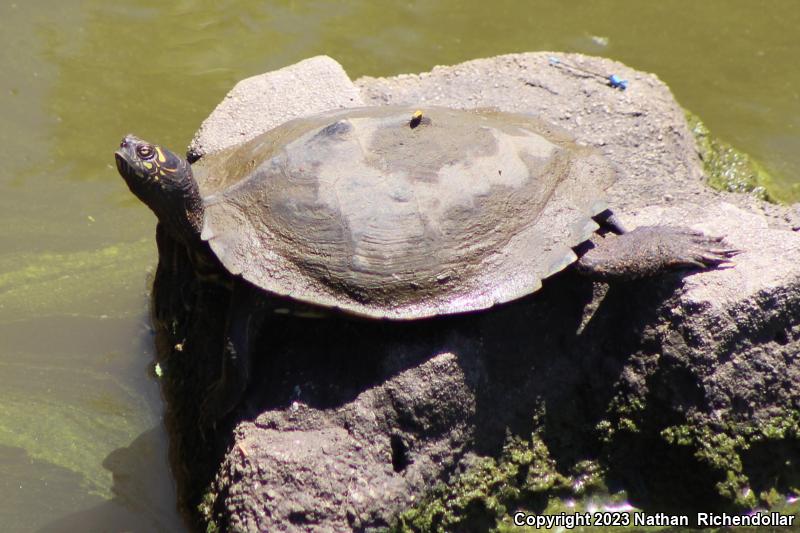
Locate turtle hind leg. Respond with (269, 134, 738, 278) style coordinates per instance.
(199, 281, 261, 427)
(575, 226, 740, 280)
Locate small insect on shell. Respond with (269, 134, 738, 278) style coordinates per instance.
(410, 110, 423, 129)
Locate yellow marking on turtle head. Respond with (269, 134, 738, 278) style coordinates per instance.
(155, 146, 167, 163)
(143, 161, 153, 170)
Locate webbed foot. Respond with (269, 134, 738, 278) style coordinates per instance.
(198, 281, 260, 428)
(576, 226, 740, 280)
(199, 338, 248, 428)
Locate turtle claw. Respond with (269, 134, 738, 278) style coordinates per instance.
(683, 259, 708, 270)
(698, 253, 732, 267)
(708, 246, 741, 256)
(576, 225, 741, 280)
(700, 249, 741, 265)
(678, 231, 740, 270)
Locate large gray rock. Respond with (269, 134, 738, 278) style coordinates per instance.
(189, 55, 364, 158)
(217, 352, 478, 532)
(157, 54, 800, 531)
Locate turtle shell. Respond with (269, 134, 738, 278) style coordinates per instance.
(194, 106, 614, 319)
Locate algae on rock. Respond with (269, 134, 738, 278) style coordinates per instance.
(685, 111, 775, 202)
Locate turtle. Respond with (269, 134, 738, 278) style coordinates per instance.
(114, 105, 737, 423)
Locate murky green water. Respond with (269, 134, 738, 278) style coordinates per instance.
(1, 1, 798, 530)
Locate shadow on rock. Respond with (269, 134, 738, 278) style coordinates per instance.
(151, 223, 717, 531)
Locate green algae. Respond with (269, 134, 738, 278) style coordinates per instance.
(391, 436, 606, 532)
(390, 432, 668, 533)
(393, 429, 798, 532)
(685, 111, 779, 202)
(0, 363, 153, 499)
(391, 395, 799, 532)
(0, 239, 154, 324)
(0, 239, 157, 498)
(199, 491, 220, 533)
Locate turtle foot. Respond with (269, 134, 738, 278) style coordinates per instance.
(576, 226, 740, 280)
(199, 380, 243, 429)
(198, 338, 248, 428)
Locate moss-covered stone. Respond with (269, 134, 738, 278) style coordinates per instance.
(199, 491, 220, 533)
(393, 422, 798, 532)
(391, 435, 580, 532)
(390, 374, 799, 532)
(685, 110, 776, 202)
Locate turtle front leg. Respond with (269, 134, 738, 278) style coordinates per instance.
(200, 280, 261, 426)
(575, 226, 739, 280)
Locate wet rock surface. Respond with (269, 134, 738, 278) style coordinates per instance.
(151, 54, 800, 531)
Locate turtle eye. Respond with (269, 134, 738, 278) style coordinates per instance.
(136, 144, 155, 160)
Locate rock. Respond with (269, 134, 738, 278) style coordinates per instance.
(154, 54, 800, 532)
(217, 352, 477, 532)
(188, 55, 364, 158)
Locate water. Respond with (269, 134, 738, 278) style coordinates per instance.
(0, 1, 798, 530)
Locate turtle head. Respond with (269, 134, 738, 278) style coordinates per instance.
(115, 135, 189, 191)
(115, 135, 203, 243)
